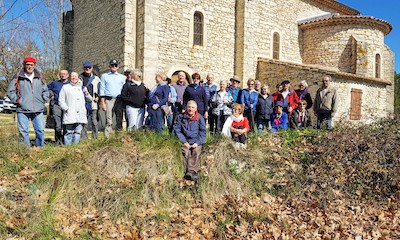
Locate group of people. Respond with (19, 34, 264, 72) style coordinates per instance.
(6, 56, 337, 181)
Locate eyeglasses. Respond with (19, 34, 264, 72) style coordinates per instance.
(232, 108, 240, 111)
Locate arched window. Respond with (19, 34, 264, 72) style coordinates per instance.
(273, 32, 280, 60)
(193, 11, 203, 46)
(375, 54, 381, 78)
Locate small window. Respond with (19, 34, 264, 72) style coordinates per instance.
(193, 11, 203, 46)
(350, 88, 362, 120)
(273, 32, 280, 60)
(375, 54, 381, 78)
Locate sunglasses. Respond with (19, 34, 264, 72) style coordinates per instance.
(111, 64, 118, 67)
(84, 66, 92, 69)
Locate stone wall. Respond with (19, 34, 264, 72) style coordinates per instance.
(256, 58, 392, 123)
(154, 0, 237, 85)
(302, 25, 387, 79)
(67, 0, 126, 74)
(237, 0, 342, 84)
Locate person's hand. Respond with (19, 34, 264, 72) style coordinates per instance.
(204, 112, 208, 119)
(250, 104, 253, 109)
(288, 106, 293, 113)
(101, 103, 106, 111)
(183, 142, 191, 149)
(83, 87, 89, 95)
(191, 143, 198, 149)
(94, 97, 99, 103)
(152, 104, 159, 110)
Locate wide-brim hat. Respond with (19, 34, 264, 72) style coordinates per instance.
(230, 75, 240, 83)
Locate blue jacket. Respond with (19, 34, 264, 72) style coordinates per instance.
(48, 79, 70, 104)
(7, 69, 49, 113)
(228, 87, 241, 103)
(174, 112, 206, 145)
(270, 111, 289, 130)
(148, 83, 170, 107)
(239, 89, 259, 112)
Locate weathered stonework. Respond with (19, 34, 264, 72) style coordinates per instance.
(257, 59, 392, 123)
(62, 0, 395, 123)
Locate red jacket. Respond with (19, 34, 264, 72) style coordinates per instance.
(231, 117, 250, 132)
(273, 89, 299, 113)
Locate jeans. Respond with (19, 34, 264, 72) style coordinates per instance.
(256, 119, 271, 133)
(317, 111, 332, 130)
(64, 123, 83, 146)
(17, 112, 45, 148)
(126, 106, 144, 130)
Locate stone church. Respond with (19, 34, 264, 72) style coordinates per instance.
(61, 0, 394, 123)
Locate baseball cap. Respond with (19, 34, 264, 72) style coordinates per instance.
(109, 59, 118, 65)
(83, 61, 93, 68)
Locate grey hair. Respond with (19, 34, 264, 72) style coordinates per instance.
(299, 80, 308, 88)
(132, 69, 142, 78)
(323, 75, 332, 81)
(187, 100, 198, 108)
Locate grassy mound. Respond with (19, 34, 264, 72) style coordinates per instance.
(0, 119, 399, 239)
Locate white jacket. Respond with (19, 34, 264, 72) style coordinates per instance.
(59, 83, 93, 124)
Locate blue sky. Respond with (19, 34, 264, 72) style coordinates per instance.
(339, 0, 399, 73)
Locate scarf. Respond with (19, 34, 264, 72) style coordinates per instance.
(297, 88, 308, 100)
(273, 112, 282, 126)
(222, 114, 244, 137)
(183, 110, 199, 121)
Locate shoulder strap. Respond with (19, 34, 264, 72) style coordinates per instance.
(15, 69, 22, 104)
(85, 74, 96, 88)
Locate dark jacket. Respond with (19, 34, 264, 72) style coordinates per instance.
(174, 111, 206, 145)
(148, 83, 170, 107)
(292, 109, 312, 129)
(295, 89, 313, 110)
(183, 84, 208, 113)
(121, 81, 148, 108)
(7, 69, 49, 113)
(255, 94, 274, 120)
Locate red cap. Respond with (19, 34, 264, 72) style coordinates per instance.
(23, 56, 37, 64)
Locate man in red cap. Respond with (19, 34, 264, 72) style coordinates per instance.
(6, 56, 49, 148)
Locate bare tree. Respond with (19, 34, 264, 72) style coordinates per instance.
(0, 0, 71, 96)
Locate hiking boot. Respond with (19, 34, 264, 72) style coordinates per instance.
(184, 172, 193, 181)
